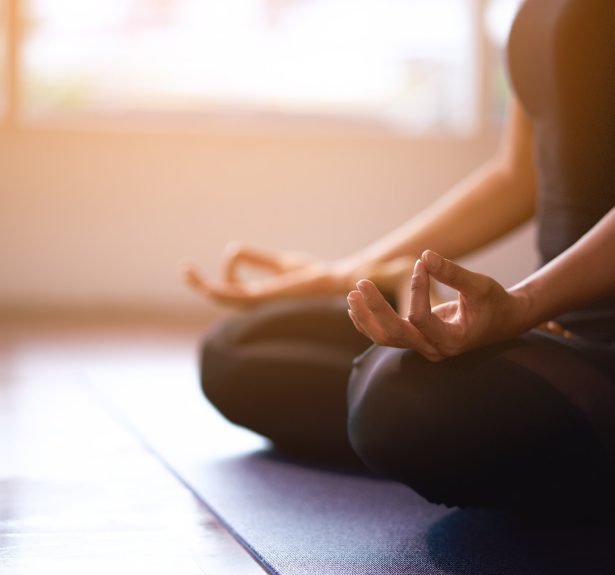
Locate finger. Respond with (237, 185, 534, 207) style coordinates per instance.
(347, 289, 391, 343)
(356, 280, 409, 344)
(182, 264, 209, 292)
(352, 281, 440, 358)
(183, 270, 252, 308)
(206, 281, 269, 307)
(222, 243, 284, 284)
(208, 266, 325, 306)
(365, 255, 417, 290)
(348, 309, 373, 341)
(421, 250, 491, 296)
(407, 259, 448, 343)
(221, 243, 240, 284)
(183, 259, 308, 306)
(182, 265, 260, 306)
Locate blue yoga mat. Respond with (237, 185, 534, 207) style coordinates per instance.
(88, 365, 615, 575)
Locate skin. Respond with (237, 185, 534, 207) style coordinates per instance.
(348, 206, 615, 362)
(183, 98, 615, 360)
(183, 245, 440, 312)
(183, 100, 536, 303)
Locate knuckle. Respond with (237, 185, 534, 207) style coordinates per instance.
(474, 276, 494, 298)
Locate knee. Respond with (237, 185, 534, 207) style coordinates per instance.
(347, 347, 468, 505)
(199, 321, 246, 426)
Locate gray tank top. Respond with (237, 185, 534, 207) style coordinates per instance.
(507, 0, 615, 340)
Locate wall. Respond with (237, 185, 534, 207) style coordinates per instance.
(0, 121, 537, 321)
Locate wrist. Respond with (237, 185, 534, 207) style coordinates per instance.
(507, 282, 538, 334)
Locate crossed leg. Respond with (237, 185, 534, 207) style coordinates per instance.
(200, 297, 615, 511)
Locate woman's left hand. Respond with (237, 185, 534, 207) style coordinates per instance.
(347, 250, 529, 362)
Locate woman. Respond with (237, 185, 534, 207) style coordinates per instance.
(184, 0, 615, 514)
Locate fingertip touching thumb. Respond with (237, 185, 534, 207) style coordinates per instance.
(420, 250, 476, 293)
(421, 250, 442, 272)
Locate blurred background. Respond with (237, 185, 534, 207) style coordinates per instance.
(0, 0, 531, 323)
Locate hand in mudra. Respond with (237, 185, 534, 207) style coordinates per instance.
(182, 242, 435, 310)
(347, 250, 527, 362)
(182, 242, 337, 307)
(347, 250, 579, 361)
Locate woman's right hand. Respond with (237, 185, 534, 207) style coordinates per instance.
(182, 242, 346, 308)
(218, 242, 320, 285)
(182, 242, 435, 310)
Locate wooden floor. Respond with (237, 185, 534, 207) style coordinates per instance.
(0, 318, 266, 574)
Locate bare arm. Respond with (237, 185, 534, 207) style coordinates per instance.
(341, 100, 537, 274)
(184, 100, 539, 306)
(348, 208, 615, 361)
(512, 207, 615, 329)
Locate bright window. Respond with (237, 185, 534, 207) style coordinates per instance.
(0, 1, 525, 133)
(485, 0, 523, 121)
(22, 0, 477, 134)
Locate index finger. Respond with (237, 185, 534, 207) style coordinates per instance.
(421, 250, 491, 296)
(354, 280, 439, 356)
(222, 243, 284, 284)
(407, 259, 448, 344)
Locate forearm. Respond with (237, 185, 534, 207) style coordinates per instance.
(340, 101, 536, 275)
(511, 208, 615, 330)
(349, 162, 534, 269)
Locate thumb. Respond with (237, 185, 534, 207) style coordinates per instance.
(421, 250, 489, 295)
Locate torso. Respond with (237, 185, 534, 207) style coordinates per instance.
(507, 0, 615, 340)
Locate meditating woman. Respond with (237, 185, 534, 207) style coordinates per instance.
(184, 0, 615, 514)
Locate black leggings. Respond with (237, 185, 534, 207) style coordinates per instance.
(200, 296, 615, 512)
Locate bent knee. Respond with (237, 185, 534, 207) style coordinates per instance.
(347, 348, 435, 474)
(199, 325, 247, 425)
(347, 347, 483, 505)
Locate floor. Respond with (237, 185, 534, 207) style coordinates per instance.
(0, 318, 266, 575)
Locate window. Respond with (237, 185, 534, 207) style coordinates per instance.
(6, 0, 522, 134)
(484, 0, 523, 122)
